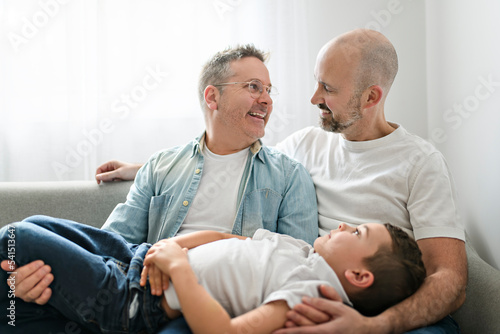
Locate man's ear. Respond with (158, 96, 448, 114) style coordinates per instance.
(204, 85, 219, 111)
(344, 269, 374, 289)
(361, 85, 383, 109)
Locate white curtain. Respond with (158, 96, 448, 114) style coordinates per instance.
(0, 0, 316, 181)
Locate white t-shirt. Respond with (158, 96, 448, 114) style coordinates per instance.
(164, 229, 350, 317)
(176, 146, 249, 235)
(275, 125, 465, 241)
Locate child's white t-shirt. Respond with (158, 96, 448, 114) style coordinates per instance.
(164, 229, 350, 317)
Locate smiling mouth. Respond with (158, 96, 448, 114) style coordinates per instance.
(248, 112, 266, 119)
(318, 104, 332, 114)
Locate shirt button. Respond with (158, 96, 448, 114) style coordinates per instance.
(195, 169, 201, 174)
(183, 200, 189, 206)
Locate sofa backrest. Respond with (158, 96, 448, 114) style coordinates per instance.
(0, 181, 133, 228)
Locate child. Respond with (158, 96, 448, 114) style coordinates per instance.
(0, 216, 425, 333)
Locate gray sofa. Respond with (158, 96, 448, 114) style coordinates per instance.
(1, 181, 499, 333)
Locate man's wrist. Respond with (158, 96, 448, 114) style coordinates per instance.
(365, 314, 393, 334)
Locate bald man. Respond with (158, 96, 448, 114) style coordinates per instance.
(275, 28, 466, 334)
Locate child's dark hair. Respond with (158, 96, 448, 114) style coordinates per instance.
(349, 223, 426, 316)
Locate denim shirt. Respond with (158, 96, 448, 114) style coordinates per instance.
(102, 134, 318, 245)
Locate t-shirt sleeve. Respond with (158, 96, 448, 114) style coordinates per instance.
(263, 280, 352, 310)
(408, 152, 465, 241)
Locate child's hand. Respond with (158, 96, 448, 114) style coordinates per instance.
(140, 263, 169, 296)
(142, 240, 189, 289)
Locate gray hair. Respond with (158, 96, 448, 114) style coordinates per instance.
(198, 44, 269, 111)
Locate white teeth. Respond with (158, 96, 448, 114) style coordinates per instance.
(249, 112, 265, 118)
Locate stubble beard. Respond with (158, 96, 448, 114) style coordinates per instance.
(319, 94, 363, 133)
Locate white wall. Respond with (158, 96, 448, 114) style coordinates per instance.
(426, 0, 500, 269)
(304, 0, 428, 137)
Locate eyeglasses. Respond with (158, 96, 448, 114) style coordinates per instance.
(213, 80, 279, 99)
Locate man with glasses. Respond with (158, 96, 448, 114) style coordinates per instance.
(1, 44, 318, 334)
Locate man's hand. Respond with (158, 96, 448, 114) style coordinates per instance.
(95, 160, 143, 184)
(1, 260, 53, 304)
(273, 285, 378, 334)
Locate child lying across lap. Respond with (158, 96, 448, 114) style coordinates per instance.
(0, 216, 425, 334)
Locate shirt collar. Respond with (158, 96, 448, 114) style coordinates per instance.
(191, 132, 263, 160)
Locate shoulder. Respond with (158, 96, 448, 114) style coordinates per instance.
(146, 140, 198, 166)
(275, 126, 339, 159)
(276, 126, 325, 149)
(395, 127, 447, 166)
(258, 145, 310, 177)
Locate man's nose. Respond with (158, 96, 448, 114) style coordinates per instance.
(257, 89, 273, 106)
(310, 84, 323, 105)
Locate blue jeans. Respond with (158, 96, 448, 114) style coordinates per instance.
(0, 215, 168, 333)
(405, 315, 460, 334)
(154, 316, 460, 334)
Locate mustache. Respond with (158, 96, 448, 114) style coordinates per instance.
(251, 105, 268, 113)
(317, 103, 331, 112)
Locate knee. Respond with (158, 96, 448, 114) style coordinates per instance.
(0, 222, 37, 253)
(22, 215, 54, 223)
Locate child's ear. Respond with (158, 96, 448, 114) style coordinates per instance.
(344, 269, 374, 289)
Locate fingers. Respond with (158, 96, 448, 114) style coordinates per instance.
(140, 264, 169, 296)
(95, 160, 122, 183)
(95, 171, 120, 183)
(273, 324, 322, 334)
(34, 286, 53, 305)
(1, 260, 16, 272)
(140, 265, 149, 287)
(289, 299, 331, 325)
(9, 261, 53, 304)
(319, 284, 341, 301)
(162, 273, 169, 290)
(150, 265, 162, 296)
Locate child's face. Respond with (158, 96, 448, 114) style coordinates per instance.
(314, 223, 392, 275)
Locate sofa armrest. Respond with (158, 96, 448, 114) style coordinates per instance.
(452, 238, 500, 333)
(0, 181, 133, 228)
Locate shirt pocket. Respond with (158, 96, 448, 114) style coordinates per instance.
(148, 194, 174, 240)
(241, 189, 282, 236)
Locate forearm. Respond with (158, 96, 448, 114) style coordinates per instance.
(170, 263, 233, 334)
(171, 231, 247, 249)
(372, 265, 467, 333)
